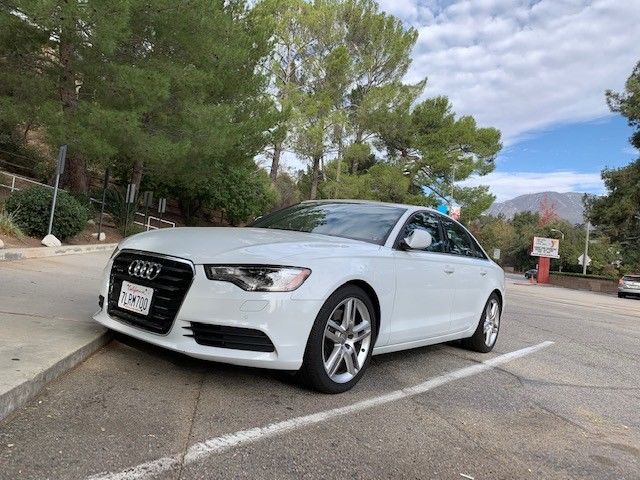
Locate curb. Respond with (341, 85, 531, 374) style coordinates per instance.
(0, 243, 118, 262)
(0, 330, 113, 422)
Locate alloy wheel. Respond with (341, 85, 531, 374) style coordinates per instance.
(322, 297, 372, 383)
(483, 298, 500, 347)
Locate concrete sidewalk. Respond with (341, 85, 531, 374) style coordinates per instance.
(0, 251, 115, 421)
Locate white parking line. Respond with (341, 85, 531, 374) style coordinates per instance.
(87, 341, 554, 480)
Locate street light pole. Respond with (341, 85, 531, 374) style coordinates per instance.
(582, 222, 591, 276)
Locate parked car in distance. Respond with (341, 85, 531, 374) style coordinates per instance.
(618, 274, 640, 298)
(524, 269, 538, 280)
(94, 200, 505, 393)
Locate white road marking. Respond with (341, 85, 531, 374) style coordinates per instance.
(87, 341, 554, 480)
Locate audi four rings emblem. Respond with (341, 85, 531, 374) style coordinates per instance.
(128, 260, 162, 280)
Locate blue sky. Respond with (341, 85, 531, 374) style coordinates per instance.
(374, 0, 640, 201)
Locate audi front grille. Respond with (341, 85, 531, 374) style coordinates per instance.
(107, 250, 194, 334)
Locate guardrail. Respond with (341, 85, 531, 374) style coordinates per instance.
(0, 170, 52, 192)
(133, 212, 176, 231)
(1, 170, 175, 230)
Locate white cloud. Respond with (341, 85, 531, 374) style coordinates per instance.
(461, 170, 604, 201)
(396, 0, 640, 143)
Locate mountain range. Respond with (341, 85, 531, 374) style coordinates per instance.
(486, 191, 586, 225)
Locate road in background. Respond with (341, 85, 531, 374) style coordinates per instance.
(1, 274, 639, 479)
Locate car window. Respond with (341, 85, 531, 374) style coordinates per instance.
(441, 218, 477, 257)
(399, 211, 445, 252)
(623, 275, 640, 281)
(251, 202, 406, 245)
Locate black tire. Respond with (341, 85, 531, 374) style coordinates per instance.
(461, 292, 502, 353)
(618, 293, 625, 298)
(297, 285, 377, 394)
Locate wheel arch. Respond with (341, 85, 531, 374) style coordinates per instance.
(339, 279, 381, 344)
(491, 288, 504, 310)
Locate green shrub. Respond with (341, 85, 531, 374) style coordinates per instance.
(0, 207, 24, 237)
(6, 186, 89, 240)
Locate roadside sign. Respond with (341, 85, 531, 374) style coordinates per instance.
(493, 248, 501, 260)
(578, 254, 591, 266)
(531, 236, 560, 258)
(125, 183, 136, 204)
(436, 204, 449, 214)
(142, 191, 153, 208)
(158, 198, 167, 214)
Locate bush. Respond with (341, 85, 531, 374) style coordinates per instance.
(6, 187, 89, 240)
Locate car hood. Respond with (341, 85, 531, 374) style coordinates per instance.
(118, 227, 380, 264)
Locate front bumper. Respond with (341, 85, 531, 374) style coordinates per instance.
(618, 286, 640, 296)
(93, 260, 323, 370)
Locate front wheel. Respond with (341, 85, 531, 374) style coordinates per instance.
(461, 293, 501, 353)
(298, 285, 376, 393)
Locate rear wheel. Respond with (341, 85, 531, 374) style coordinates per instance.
(618, 292, 626, 298)
(298, 285, 376, 393)
(461, 293, 501, 353)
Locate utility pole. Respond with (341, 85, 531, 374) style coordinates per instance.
(449, 161, 457, 206)
(582, 222, 591, 276)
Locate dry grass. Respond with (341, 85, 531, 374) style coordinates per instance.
(0, 207, 24, 238)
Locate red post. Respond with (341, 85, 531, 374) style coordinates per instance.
(537, 256, 550, 284)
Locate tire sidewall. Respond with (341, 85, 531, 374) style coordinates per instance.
(301, 285, 377, 393)
(467, 292, 502, 353)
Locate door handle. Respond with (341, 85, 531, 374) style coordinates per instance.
(480, 269, 488, 276)
(444, 265, 455, 274)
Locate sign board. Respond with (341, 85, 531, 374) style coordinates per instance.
(56, 144, 67, 175)
(158, 198, 167, 214)
(436, 204, 449, 215)
(531, 236, 560, 258)
(577, 254, 591, 266)
(493, 248, 501, 260)
(125, 183, 136, 204)
(142, 191, 154, 208)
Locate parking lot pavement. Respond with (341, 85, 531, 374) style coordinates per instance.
(1, 281, 639, 479)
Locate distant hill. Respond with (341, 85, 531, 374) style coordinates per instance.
(486, 191, 586, 224)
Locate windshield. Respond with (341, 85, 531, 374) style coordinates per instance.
(251, 202, 406, 245)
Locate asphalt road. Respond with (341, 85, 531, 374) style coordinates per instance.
(1, 274, 639, 480)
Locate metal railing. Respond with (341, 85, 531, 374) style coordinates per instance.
(0, 170, 52, 192)
(1, 169, 176, 231)
(133, 212, 176, 231)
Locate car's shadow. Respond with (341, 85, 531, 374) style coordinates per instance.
(111, 332, 301, 388)
(110, 331, 462, 394)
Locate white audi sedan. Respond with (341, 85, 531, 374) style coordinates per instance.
(94, 200, 505, 393)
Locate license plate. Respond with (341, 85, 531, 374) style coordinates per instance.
(118, 281, 153, 315)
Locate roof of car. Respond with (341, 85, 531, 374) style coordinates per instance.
(301, 198, 440, 213)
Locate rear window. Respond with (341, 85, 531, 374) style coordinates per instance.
(623, 275, 640, 281)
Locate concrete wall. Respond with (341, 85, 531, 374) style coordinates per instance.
(549, 273, 618, 295)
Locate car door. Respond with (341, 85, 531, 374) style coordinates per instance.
(389, 211, 456, 345)
(440, 217, 489, 332)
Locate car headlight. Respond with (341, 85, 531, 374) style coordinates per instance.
(204, 265, 311, 292)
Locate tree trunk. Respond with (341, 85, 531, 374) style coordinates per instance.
(131, 158, 144, 194)
(310, 155, 321, 200)
(59, 28, 89, 193)
(351, 130, 364, 174)
(270, 141, 283, 183)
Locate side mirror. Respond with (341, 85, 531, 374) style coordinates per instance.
(401, 229, 433, 250)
